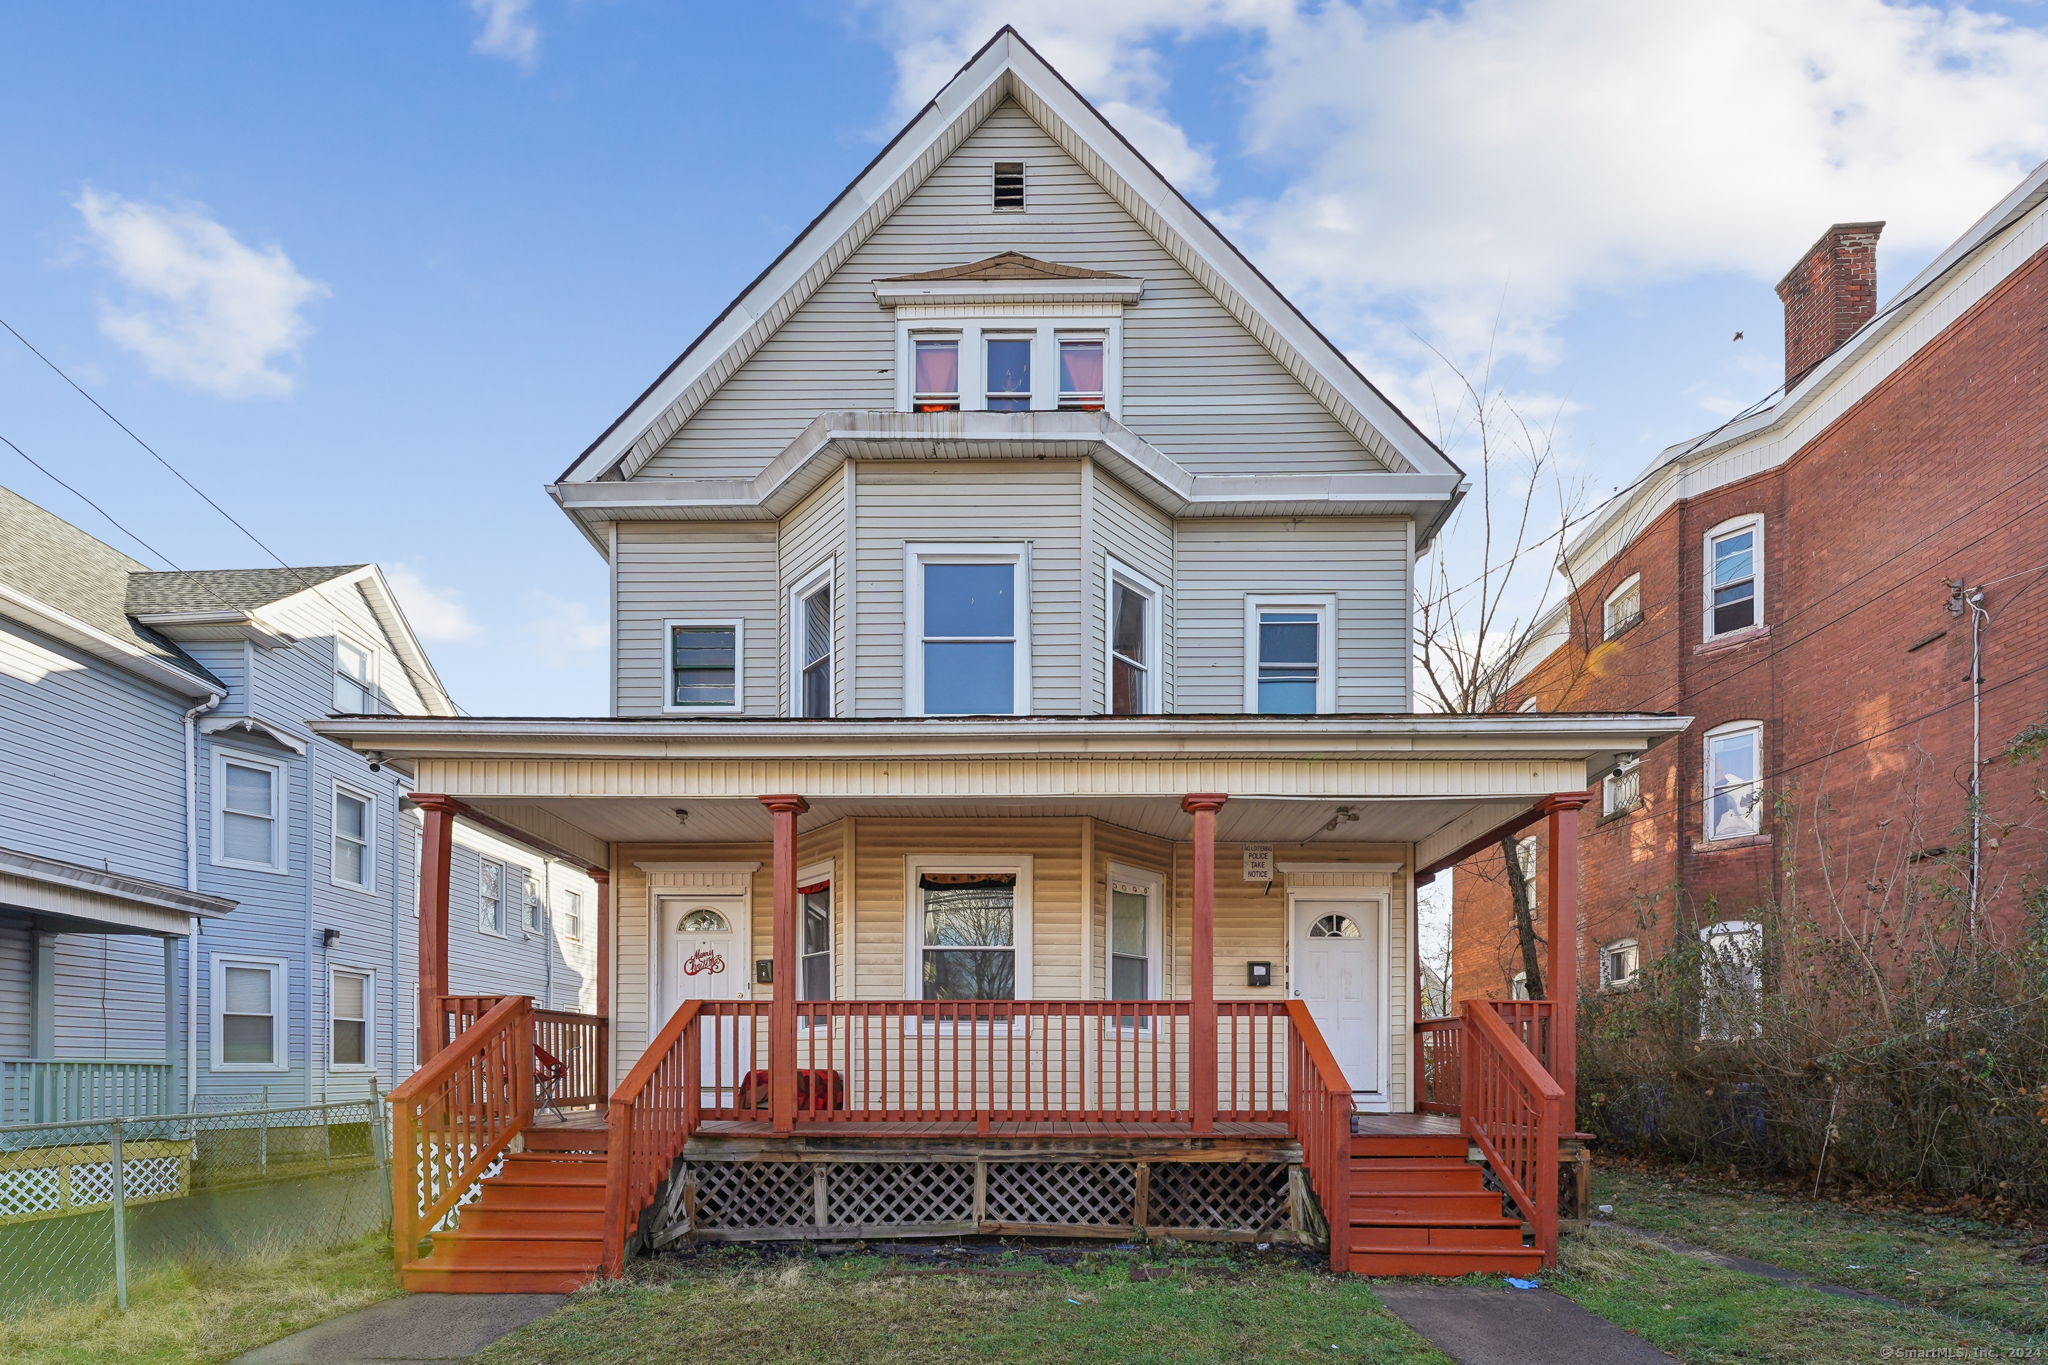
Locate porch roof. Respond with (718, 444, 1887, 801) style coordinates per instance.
(0, 844, 234, 937)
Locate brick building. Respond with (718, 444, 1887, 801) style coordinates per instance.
(1451, 161, 2048, 1003)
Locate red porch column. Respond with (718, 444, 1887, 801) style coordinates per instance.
(1183, 793, 1227, 1135)
(592, 869, 612, 1020)
(1540, 791, 1592, 1126)
(412, 794, 460, 1063)
(760, 794, 809, 1136)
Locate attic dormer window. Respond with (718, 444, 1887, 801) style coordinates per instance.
(992, 162, 1025, 210)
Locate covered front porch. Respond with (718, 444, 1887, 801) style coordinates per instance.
(323, 713, 1683, 1286)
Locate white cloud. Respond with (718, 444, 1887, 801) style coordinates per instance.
(526, 591, 608, 657)
(858, 1, 2048, 377)
(386, 565, 481, 642)
(469, 0, 539, 69)
(74, 189, 327, 398)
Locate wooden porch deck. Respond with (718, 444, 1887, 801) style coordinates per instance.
(528, 1109, 1460, 1142)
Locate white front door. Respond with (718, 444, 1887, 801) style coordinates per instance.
(1291, 896, 1381, 1099)
(658, 896, 750, 1096)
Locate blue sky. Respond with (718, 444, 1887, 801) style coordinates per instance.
(4, 1, 2047, 715)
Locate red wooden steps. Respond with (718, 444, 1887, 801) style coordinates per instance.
(1343, 1132, 1544, 1278)
(401, 1129, 612, 1294)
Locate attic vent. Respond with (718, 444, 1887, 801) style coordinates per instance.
(992, 162, 1026, 210)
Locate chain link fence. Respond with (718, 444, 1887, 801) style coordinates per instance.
(0, 1096, 389, 1314)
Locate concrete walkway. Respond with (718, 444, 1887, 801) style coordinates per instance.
(1374, 1283, 1676, 1365)
(230, 1293, 566, 1365)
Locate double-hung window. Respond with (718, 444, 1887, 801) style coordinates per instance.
(560, 888, 584, 940)
(1058, 338, 1106, 411)
(792, 572, 833, 718)
(799, 876, 832, 1003)
(214, 752, 286, 872)
(1106, 867, 1161, 1025)
(908, 545, 1028, 715)
(1603, 575, 1642, 640)
(666, 620, 742, 712)
(333, 636, 374, 712)
(915, 867, 1027, 1000)
(1106, 562, 1161, 714)
(912, 336, 960, 411)
(1705, 518, 1762, 638)
(522, 872, 543, 933)
(1245, 596, 1334, 713)
(332, 786, 374, 891)
(1704, 721, 1763, 840)
(213, 956, 286, 1070)
(479, 857, 507, 935)
(984, 333, 1032, 410)
(329, 967, 372, 1069)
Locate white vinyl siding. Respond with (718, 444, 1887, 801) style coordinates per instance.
(637, 102, 1389, 480)
(1175, 519, 1409, 712)
(612, 522, 778, 716)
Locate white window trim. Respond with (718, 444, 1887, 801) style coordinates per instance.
(329, 782, 378, 893)
(661, 617, 746, 715)
(1699, 919, 1764, 1039)
(559, 887, 584, 941)
(894, 319, 1123, 416)
(332, 632, 377, 713)
(1600, 938, 1640, 989)
(1104, 863, 1164, 1014)
(327, 964, 376, 1072)
(521, 869, 543, 934)
(787, 560, 835, 719)
(211, 954, 288, 1072)
(1703, 514, 1765, 641)
(1603, 754, 1643, 816)
(1603, 573, 1643, 641)
(1702, 720, 1765, 842)
(991, 158, 1026, 211)
(478, 855, 510, 938)
(1243, 594, 1338, 713)
(211, 749, 289, 874)
(796, 857, 835, 1022)
(903, 854, 1035, 1006)
(904, 543, 1032, 717)
(1514, 835, 1540, 906)
(1102, 558, 1164, 714)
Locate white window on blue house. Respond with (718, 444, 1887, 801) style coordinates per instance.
(213, 956, 286, 1070)
(908, 545, 1029, 716)
(333, 635, 375, 712)
(1244, 596, 1335, 713)
(332, 786, 375, 891)
(665, 620, 742, 712)
(214, 752, 286, 873)
(479, 857, 507, 935)
(329, 967, 373, 1070)
(523, 872, 543, 933)
(560, 888, 584, 940)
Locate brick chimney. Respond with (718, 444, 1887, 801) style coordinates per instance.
(1774, 221, 1883, 389)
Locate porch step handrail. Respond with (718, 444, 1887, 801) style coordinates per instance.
(387, 993, 534, 1266)
(1282, 1000, 1355, 1271)
(1459, 998, 1564, 1264)
(601, 999, 703, 1277)
(438, 994, 610, 1110)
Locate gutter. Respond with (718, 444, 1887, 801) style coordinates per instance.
(183, 690, 226, 1108)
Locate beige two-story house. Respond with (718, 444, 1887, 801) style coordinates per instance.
(321, 28, 1683, 1291)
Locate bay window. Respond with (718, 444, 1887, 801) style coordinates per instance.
(1105, 561, 1161, 714)
(792, 572, 833, 718)
(984, 334, 1032, 410)
(1058, 337, 1105, 410)
(896, 322, 1120, 414)
(907, 545, 1029, 715)
(912, 336, 960, 412)
(914, 868, 1025, 1000)
(799, 876, 832, 1003)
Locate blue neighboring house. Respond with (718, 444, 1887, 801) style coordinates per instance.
(0, 484, 598, 1123)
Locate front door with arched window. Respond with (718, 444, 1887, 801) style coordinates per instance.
(1289, 897, 1382, 1100)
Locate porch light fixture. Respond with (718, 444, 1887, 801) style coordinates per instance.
(672, 807, 690, 827)
(1321, 806, 1360, 832)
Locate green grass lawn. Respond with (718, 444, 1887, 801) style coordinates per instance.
(474, 1247, 1455, 1365)
(1590, 1164, 2048, 1337)
(0, 1232, 399, 1365)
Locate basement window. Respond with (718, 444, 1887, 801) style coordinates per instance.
(992, 161, 1026, 210)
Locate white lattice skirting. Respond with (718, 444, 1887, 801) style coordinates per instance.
(658, 1156, 1299, 1245)
(0, 1141, 192, 1224)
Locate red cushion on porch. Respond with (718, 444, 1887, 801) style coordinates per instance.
(734, 1068, 846, 1111)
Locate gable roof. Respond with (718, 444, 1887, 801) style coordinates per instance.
(558, 27, 1461, 491)
(878, 252, 1132, 282)
(127, 565, 363, 616)
(0, 483, 217, 691)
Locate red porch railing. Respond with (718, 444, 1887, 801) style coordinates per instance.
(1459, 998, 1564, 1263)
(1285, 1001, 1356, 1271)
(439, 995, 610, 1109)
(1415, 1015, 1462, 1115)
(601, 1000, 703, 1276)
(387, 995, 533, 1265)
